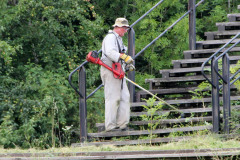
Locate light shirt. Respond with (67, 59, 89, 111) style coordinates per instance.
(101, 30, 127, 66)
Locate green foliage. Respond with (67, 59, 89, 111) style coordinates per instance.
(189, 81, 211, 108)
(135, 72, 155, 89)
(141, 97, 169, 144)
(0, 0, 104, 148)
(86, 88, 105, 132)
(230, 60, 240, 91)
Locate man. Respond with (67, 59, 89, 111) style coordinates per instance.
(100, 18, 134, 132)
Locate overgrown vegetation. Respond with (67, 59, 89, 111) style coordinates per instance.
(1, 0, 240, 149)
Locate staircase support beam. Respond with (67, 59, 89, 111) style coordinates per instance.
(128, 28, 136, 102)
(189, 0, 196, 50)
(79, 67, 87, 142)
(211, 57, 220, 133)
(222, 54, 231, 134)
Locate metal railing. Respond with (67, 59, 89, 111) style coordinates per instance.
(69, 0, 204, 142)
(201, 33, 240, 134)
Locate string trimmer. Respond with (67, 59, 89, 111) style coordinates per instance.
(86, 51, 179, 111)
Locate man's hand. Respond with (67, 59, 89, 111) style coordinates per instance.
(120, 53, 134, 64)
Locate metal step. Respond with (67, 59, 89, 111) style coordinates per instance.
(216, 22, 240, 31)
(204, 30, 240, 40)
(227, 13, 240, 22)
(196, 38, 240, 50)
(88, 125, 212, 138)
(172, 55, 240, 68)
(184, 47, 240, 59)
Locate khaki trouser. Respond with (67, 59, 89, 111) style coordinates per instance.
(100, 66, 130, 131)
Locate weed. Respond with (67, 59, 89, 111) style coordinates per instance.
(140, 97, 169, 144)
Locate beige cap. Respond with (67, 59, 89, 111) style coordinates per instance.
(112, 18, 130, 28)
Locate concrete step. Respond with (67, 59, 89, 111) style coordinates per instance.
(184, 47, 240, 59)
(160, 67, 209, 78)
(216, 22, 240, 31)
(204, 30, 240, 40)
(131, 96, 240, 108)
(136, 87, 198, 102)
(88, 125, 212, 138)
(95, 117, 212, 132)
(196, 38, 240, 50)
(136, 85, 238, 102)
(172, 55, 240, 68)
(146, 75, 209, 89)
(160, 64, 238, 78)
(130, 105, 240, 117)
(227, 13, 240, 22)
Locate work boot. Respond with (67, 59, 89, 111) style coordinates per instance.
(104, 127, 120, 132)
(120, 126, 133, 131)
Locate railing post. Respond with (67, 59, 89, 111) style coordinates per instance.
(79, 67, 87, 142)
(128, 28, 136, 102)
(222, 54, 231, 134)
(211, 57, 220, 133)
(189, 0, 196, 50)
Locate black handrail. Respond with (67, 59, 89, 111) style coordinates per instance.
(213, 35, 240, 83)
(201, 33, 240, 87)
(130, 0, 164, 28)
(201, 32, 240, 134)
(134, 0, 204, 59)
(68, 61, 88, 97)
(68, 50, 101, 98)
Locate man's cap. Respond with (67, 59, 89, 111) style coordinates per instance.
(112, 18, 130, 28)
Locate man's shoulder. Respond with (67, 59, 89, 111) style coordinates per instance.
(104, 31, 117, 40)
